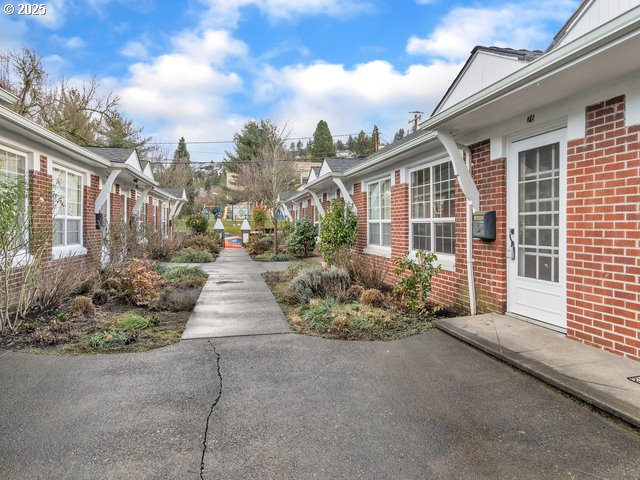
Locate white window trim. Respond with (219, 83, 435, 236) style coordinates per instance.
(1, 144, 33, 261)
(52, 164, 84, 252)
(363, 246, 391, 258)
(366, 176, 392, 248)
(408, 159, 456, 272)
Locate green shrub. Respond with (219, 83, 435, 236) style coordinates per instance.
(287, 217, 317, 257)
(318, 199, 357, 263)
(171, 248, 214, 263)
(185, 215, 208, 235)
(162, 266, 208, 288)
(392, 250, 441, 314)
(254, 252, 295, 262)
(118, 314, 158, 331)
(299, 299, 337, 333)
(251, 206, 269, 230)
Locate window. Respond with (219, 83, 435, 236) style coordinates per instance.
(367, 178, 391, 247)
(410, 161, 455, 255)
(0, 148, 28, 248)
(53, 166, 82, 247)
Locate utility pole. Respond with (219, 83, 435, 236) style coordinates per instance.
(409, 111, 423, 133)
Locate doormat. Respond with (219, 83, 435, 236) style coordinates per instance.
(628, 376, 640, 385)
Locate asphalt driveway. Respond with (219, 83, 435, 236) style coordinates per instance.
(2, 330, 639, 479)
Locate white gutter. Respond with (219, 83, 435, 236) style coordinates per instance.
(309, 191, 326, 217)
(0, 88, 18, 105)
(332, 178, 357, 213)
(0, 106, 111, 168)
(460, 145, 477, 316)
(95, 169, 122, 214)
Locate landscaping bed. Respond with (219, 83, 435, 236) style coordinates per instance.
(0, 264, 207, 355)
(263, 258, 453, 341)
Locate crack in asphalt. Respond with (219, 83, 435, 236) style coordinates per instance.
(200, 340, 222, 480)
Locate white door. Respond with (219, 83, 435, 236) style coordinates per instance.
(507, 129, 567, 330)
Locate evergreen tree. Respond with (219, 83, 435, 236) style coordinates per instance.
(353, 130, 373, 157)
(308, 120, 336, 160)
(346, 134, 354, 151)
(393, 128, 406, 142)
(296, 139, 303, 152)
(224, 120, 282, 174)
(335, 139, 345, 151)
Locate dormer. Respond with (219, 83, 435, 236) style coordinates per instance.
(547, 0, 640, 52)
(432, 46, 542, 116)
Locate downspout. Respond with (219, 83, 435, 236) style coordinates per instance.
(436, 130, 479, 316)
(459, 145, 477, 316)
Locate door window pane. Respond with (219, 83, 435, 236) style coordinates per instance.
(517, 143, 560, 282)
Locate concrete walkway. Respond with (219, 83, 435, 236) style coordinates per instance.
(182, 248, 291, 339)
(435, 313, 640, 428)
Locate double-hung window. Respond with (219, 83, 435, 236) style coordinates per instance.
(0, 148, 28, 249)
(53, 166, 82, 247)
(410, 161, 455, 256)
(367, 178, 391, 247)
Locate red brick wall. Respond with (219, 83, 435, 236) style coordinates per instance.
(566, 94, 640, 361)
(469, 141, 508, 313)
(110, 192, 121, 224)
(127, 190, 136, 222)
(353, 182, 367, 252)
(146, 197, 153, 225)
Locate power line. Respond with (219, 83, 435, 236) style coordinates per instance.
(146, 132, 367, 145)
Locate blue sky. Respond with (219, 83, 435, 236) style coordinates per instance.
(1, 0, 580, 161)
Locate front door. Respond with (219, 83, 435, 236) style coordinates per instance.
(507, 129, 567, 330)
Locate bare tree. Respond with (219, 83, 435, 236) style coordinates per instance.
(235, 123, 298, 253)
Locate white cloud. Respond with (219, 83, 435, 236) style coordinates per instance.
(0, 17, 27, 50)
(50, 35, 86, 49)
(198, 0, 370, 28)
(257, 60, 462, 139)
(120, 41, 149, 59)
(407, 1, 579, 61)
(115, 29, 249, 157)
(33, 0, 68, 29)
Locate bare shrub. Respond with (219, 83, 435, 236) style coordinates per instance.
(361, 288, 385, 307)
(347, 284, 365, 302)
(35, 256, 99, 311)
(91, 289, 110, 306)
(184, 234, 220, 255)
(145, 227, 184, 261)
(102, 221, 145, 269)
(333, 247, 389, 289)
(72, 296, 96, 317)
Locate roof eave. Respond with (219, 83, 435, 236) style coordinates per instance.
(421, 7, 640, 132)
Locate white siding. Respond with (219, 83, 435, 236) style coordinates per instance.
(437, 51, 528, 113)
(554, 0, 640, 49)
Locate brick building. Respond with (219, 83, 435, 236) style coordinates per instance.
(0, 90, 186, 298)
(286, 0, 640, 361)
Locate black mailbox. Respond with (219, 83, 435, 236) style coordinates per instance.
(472, 211, 496, 241)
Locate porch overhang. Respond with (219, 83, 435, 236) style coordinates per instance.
(132, 187, 153, 215)
(436, 131, 480, 211)
(94, 169, 122, 214)
(332, 177, 357, 213)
